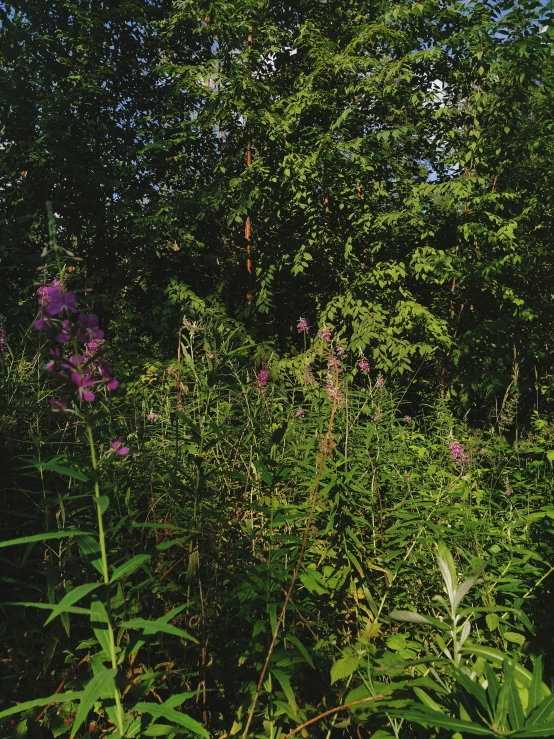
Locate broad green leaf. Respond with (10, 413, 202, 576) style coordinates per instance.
(70, 668, 117, 738)
(330, 656, 359, 684)
(110, 554, 151, 583)
(45, 583, 102, 625)
(0, 692, 83, 720)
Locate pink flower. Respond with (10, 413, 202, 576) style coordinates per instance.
(297, 317, 309, 334)
(256, 369, 269, 387)
(319, 327, 332, 343)
(71, 371, 95, 402)
(77, 314, 104, 344)
(111, 438, 130, 456)
(449, 442, 470, 467)
(295, 409, 305, 417)
(148, 411, 158, 421)
(303, 368, 316, 385)
(358, 360, 370, 373)
(336, 345, 345, 357)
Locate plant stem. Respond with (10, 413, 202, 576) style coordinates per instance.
(86, 423, 125, 735)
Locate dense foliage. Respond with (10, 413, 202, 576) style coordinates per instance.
(2, 1, 554, 738)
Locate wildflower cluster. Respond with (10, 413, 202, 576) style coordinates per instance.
(449, 441, 470, 467)
(255, 368, 269, 388)
(34, 279, 118, 409)
(297, 317, 309, 334)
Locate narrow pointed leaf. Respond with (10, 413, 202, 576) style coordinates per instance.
(45, 583, 102, 625)
(526, 695, 554, 726)
(387, 708, 494, 735)
(0, 692, 83, 720)
(528, 657, 547, 715)
(453, 570, 483, 610)
(134, 702, 209, 737)
(0, 530, 91, 549)
(272, 668, 298, 714)
(70, 668, 117, 738)
(118, 617, 197, 642)
(110, 554, 151, 583)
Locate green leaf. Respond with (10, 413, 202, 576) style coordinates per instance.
(330, 656, 359, 684)
(512, 724, 554, 737)
(0, 530, 92, 549)
(463, 646, 534, 686)
(70, 668, 117, 738)
(0, 692, 83, 720)
(388, 708, 494, 735)
(528, 658, 547, 716)
(110, 554, 151, 583)
(526, 695, 554, 726)
(504, 632, 526, 645)
(77, 535, 104, 576)
(118, 617, 197, 643)
(134, 703, 209, 737)
(90, 595, 111, 658)
(45, 583, 102, 625)
(504, 660, 526, 730)
(271, 668, 298, 714)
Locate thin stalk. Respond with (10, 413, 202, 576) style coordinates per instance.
(86, 424, 125, 734)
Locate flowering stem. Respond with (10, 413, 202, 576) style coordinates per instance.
(85, 423, 125, 734)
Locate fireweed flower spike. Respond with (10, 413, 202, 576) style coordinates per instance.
(297, 317, 309, 334)
(449, 441, 470, 467)
(0, 322, 7, 360)
(255, 369, 269, 388)
(358, 359, 370, 373)
(34, 278, 119, 409)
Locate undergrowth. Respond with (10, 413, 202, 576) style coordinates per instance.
(1, 245, 554, 738)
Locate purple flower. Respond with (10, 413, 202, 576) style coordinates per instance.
(0, 322, 7, 360)
(71, 371, 95, 402)
(504, 489, 512, 497)
(99, 359, 118, 390)
(256, 369, 269, 388)
(358, 360, 370, 373)
(297, 317, 309, 334)
(449, 442, 470, 467)
(111, 438, 130, 456)
(373, 408, 383, 421)
(77, 314, 104, 344)
(34, 316, 52, 331)
(148, 411, 158, 421)
(84, 340, 102, 358)
(319, 327, 332, 343)
(295, 409, 305, 417)
(43, 286, 77, 317)
(50, 396, 67, 412)
(336, 345, 345, 357)
(327, 355, 340, 373)
(56, 319, 72, 344)
(403, 415, 411, 422)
